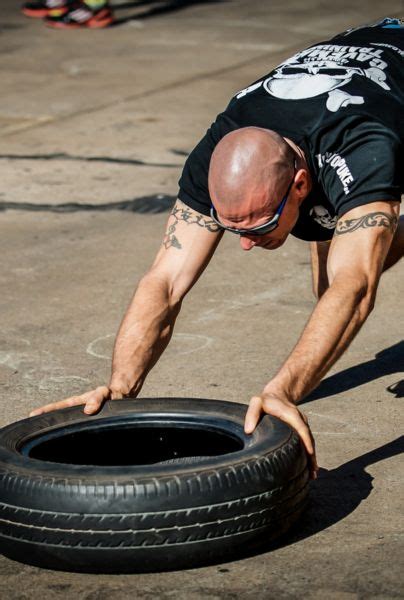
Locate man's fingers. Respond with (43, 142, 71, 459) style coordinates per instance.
(244, 394, 319, 479)
(287, 409, 319, 479)
(264, 400, 314, 456)
(29, 395, 86, 416)
(244, 396, 263, 434)
(29, 385, 111, 417)
(261, 399, 319, 479)
(83, 386, 111, 414)
(289, 411, 315, 456)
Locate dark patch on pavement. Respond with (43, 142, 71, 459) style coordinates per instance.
(0, 153, 180, 168)
(170, 148, 189, 156)
(0, 24, 23, 32)
(0, 194, 176, 214)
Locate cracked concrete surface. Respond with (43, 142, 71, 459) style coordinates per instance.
(0, 0, 403, 598)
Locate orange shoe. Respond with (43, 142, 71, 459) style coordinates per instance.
(45, 2, 114, 28)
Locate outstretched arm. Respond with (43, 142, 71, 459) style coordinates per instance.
(245, 201, 400, 477)
(30, 200, 223, 415)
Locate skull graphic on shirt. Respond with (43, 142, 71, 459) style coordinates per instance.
(309, 205, 338, 229)
(262, 45, 391, 112)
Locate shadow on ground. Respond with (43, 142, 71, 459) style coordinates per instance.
(303, 340, 404, 402)
(234, 434, 403, 565)
(287, 434, 403, 543)
(111, 0, 227, 26)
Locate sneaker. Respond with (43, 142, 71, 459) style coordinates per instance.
(45, 2, 114, 28)
(21, 0, 73, 18)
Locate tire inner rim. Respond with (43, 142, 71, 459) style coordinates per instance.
(20, 416, 246, 467)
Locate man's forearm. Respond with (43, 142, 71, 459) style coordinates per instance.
(109, 273, 181, 396)
(265, 278, 375, 402)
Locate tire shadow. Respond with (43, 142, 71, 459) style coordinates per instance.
(288, 435, 403, 543)
(247, 435, 403, 560)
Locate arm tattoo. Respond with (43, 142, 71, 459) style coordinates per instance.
(163, 204, 221, 249)
(335, 211, 398, 236)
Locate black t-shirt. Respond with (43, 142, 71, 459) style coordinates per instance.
(178, 20, 404, 241)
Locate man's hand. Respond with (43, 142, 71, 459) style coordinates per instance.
(29, 371, 143, 416)
(244, 392, 319, 479)
(29, 385, 117, 416)
(243, 202, 399, 481)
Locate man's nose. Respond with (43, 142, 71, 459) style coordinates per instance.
(240, 236, 257, 251)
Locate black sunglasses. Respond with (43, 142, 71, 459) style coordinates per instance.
(209, 164, 296, 236)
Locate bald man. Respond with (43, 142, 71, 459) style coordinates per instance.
(31, 19, 404, 479)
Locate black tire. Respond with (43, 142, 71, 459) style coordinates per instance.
(0, 398, 309, 573)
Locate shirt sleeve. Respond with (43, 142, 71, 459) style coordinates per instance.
(178, 129, 216, 217)
(315, 119, 402, 217)
(178, 107, 239, 216)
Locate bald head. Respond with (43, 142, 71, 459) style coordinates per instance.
(208, 127, 294, 223)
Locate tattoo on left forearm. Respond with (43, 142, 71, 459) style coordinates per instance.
(335, 211, 398, 236)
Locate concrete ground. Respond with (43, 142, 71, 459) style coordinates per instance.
(0, 0, 403, 598)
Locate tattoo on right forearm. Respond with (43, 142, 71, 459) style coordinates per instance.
(335, 211, 398, 236)
(163, 204, 221, 249)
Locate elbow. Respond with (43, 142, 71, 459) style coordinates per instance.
(312, 270, 330, 301)
(354, 282, 377, 323)
(165, 279, 186, 311)
(357, 287, 376, 320)
(140, 269, 183, 313)
(330, 273, 378, 321)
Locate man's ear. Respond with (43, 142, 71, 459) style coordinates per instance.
(294, 169, 310, 201)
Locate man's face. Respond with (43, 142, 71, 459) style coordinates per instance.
(239, 200, 299, 250)
(217, 181, 301, 251)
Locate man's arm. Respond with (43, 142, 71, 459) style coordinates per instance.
(310, 240, 331, 299)
(245, 201, 400, 477)
(310, 214, 404, 299)
(30, 200, 223, 415)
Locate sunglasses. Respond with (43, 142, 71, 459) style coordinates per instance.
(210, 164, 296, 236)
